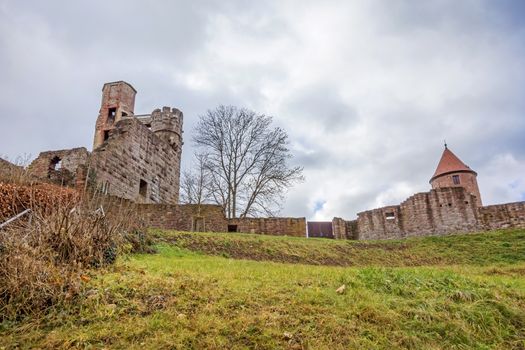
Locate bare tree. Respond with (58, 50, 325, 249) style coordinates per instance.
(180, 153, 211, 205)
(192, 105, 303, 218)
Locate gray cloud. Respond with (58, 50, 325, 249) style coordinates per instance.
(1, 0, 524, 220)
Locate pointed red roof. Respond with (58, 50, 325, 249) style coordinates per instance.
(430, 146, 476, 182)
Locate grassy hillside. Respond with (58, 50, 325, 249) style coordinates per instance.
(154, 228, 525, 267)
(1, 229, 525, 349)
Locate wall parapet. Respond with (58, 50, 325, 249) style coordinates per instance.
(334, 187, 481, 240)
(229, 217, 306, 237)
(478, 201, 525, 230)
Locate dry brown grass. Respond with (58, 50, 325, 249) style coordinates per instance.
(0, 180, 149, 321)
(0, 182, 80, 220)
(0, 155, 33, 185)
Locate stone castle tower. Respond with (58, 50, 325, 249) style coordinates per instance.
(89, 80, 183, 204)
(151, 106, 183, 154)
(430, 145, 482, 207)
(93, 81, 137, 150)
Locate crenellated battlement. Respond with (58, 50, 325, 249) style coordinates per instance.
(151, 106, 183, 151)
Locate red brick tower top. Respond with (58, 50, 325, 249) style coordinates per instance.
(430, 145, 482, 206)
(93, 81, 137, 150)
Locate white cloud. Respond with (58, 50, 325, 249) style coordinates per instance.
(0, 0, 524, 219)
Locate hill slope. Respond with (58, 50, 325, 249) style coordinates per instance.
(1, 229, 524, 349)
(154, 228, 525, 267)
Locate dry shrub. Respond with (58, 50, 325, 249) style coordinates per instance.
(0, 182, 79, 220)
(0, 187, 148, 321)
(0, 156, 31, 185)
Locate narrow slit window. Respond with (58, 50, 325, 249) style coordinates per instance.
(103, 130, 110, 141)
(139, 179, 148, 197)
(107, 107, 117, 123)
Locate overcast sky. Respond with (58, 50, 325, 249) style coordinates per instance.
(1, 0, 524, 220)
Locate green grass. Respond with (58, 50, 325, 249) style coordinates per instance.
(153, 228, 525, 267)
(1, 229, 525, 349)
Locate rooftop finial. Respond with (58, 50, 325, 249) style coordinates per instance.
(444, 139, 448, 149)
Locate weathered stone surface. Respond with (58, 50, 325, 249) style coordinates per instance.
(27, 147, 90, 188)
(228, 217, 306, 237)
(356, 187, 479, 240)
(479, 202, 525, 230)
(137, 203, 228, 232)
(89, 117, 181, 204)
(332, 217, 358, 239)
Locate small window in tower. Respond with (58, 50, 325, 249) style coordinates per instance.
(452, 175, 460, 185)
(139, 179, 148, 197)
(107, 107, 117, 123)
(121, 111, 128, 118)
(385, 212, 396, 220)
(103, 130, 110, 141)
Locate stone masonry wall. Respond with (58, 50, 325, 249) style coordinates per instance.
(478, 201, 525, 230)
(332, 217, 358, 239)
(431, 171, 482, 207)
(136, 203, 228, 232)
(27, 148, 90, 187)
(229, 217, 306, 237)
(356, 187, 479, 240)
(89, 118, 180, 204)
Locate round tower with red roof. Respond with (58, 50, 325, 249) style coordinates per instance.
(430, 144, 482, 207)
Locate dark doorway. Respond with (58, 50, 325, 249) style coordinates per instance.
(228, 225, 238, 232)
(139, 179, 148, 197)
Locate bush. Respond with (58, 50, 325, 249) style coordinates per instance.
(0, 187, 149, 321)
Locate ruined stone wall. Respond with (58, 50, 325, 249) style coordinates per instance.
(478, 201, 525, 230)
(332, 217, 358, 239)
(357, 205, 404, 240)
(428, 187, 479, 234)
(346, 220, 359, 239)
(229, 217, 306, 237)
(89, 118, 181, 204)
(27, 148, 90, 188)
(136, 203, 228, 232)
(356, 187, 479, 240)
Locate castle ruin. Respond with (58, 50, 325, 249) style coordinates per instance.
(28, 81, 183, 204)
(332, 146, 525, 240)
(8, 81, 525, 239)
